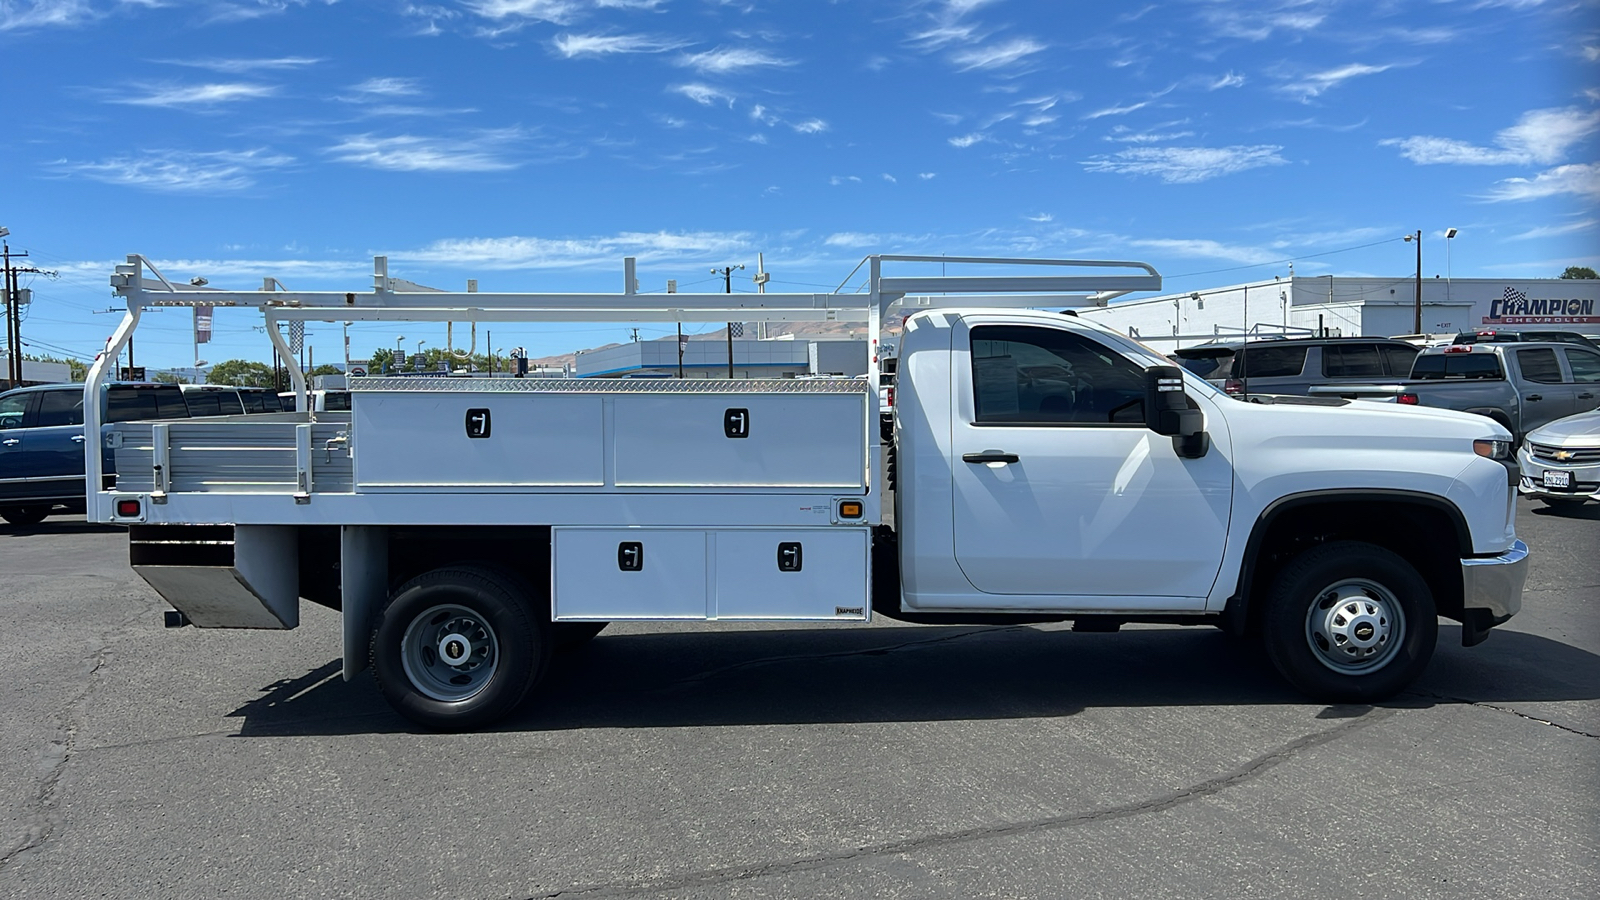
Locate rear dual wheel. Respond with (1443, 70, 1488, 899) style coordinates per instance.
(1, 506, 51, 526)
(370, 565, 552, 731)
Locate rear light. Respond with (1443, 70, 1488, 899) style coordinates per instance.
(115, 498, 141, 517)
(1445, 345, 1472, 353)
(886, 386, 895, 408)
(1223, 379, 1243, 394)
(1397, 393, 1420, 405)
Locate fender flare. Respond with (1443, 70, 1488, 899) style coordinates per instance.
(1220, 489, 1473, 636)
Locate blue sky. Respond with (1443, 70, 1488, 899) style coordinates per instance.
(2, 0, 1597, 371)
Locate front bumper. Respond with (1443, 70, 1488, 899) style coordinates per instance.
(1458, 539, 1528, 646)
(1516, 449, 1600, 502)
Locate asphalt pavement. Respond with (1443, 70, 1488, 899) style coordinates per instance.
(0, 498, 1595, 899)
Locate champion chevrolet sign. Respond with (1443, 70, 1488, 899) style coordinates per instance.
(1485, 286, 1599, 325)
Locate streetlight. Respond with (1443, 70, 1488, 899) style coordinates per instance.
(394, 335, 405, 374)
(194, 359, 207, 385)
(1403, 230, 1422, 334)
(415, 338, 426, 370)
(1445, 228, 1459, 302)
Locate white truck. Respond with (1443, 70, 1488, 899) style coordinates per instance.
(86, 254, 1528, 730)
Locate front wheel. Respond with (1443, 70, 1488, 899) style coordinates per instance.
(1262, 541, 1437, 703)
(370, 566, 551, 731)
(1, 506, 51, 526)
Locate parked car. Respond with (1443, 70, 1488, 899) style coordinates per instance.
(1310, 342, 1600, 440)
(236, 387, 285, 413)
(179, 383, 246, 417)
(0, 382, 189, 525)
(1452, 329, 1598, 349)
(1172, 337, 1420, 396)
(277, 389, 351, 412)
(1517, 409, 1600, 507)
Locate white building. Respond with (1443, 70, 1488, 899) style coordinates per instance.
(0, 354, 73, 387)
(1079, 275, 1600, 349)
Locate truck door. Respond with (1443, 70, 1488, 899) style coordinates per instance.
(1563, 348, 1600, 413)
(1513, 347, 1576, 428)
(0, 391, 38, 497)
(27, 388, 88, 497)
(949, 321, 1232, 606)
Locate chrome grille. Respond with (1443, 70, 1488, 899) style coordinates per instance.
(1529, 442, 1600, 464)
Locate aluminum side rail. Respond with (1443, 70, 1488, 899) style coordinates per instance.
(86, 253, 1161, 521)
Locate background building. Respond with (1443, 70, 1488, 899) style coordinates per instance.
(1080, 276, 1600, 348)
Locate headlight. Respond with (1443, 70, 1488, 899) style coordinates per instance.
(1474, 439, 1512, 460)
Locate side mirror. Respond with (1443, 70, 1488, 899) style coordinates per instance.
(1144, 366, 1209, 458)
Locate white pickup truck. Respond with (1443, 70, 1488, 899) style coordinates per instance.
(86, 254, 1528, 730)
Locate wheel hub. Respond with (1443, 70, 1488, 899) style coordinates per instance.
(1305, 580, 1404, 674)
(400, 605, 499, 702)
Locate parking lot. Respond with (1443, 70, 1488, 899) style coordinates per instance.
(0, 498, 1594, 899)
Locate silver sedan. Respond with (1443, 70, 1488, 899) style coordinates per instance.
(1517, 409, 1600, 506)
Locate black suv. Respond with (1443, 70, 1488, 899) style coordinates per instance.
(1174, 337, 1421, 396)
(0, 382, 189, 525)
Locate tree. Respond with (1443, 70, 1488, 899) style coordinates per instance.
(23, 353, 88, 382)
(206, 359, 276, 387)
(308, 364, 342, 378)
(153, 372, 191, 385)
(1559, 266, 1598, 279)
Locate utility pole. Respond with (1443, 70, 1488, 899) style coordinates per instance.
(3, 235, 25, 387)
(712, 264, 744, 378)
(1403, 230, 1422, 334)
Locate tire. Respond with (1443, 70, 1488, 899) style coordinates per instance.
(1261, 541, 1437, 703)
(1, 506, 51, 526)
(554, 621, 608, 651)
(370, 565, 551, 731)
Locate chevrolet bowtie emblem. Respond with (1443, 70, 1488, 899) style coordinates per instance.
(1553, 449, 1574, 461)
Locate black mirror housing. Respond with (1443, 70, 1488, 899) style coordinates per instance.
(1144, 365, 1209, 458)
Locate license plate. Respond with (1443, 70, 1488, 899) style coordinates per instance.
(1544, 470, 1572, 488)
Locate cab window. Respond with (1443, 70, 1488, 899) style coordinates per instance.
(970, 325, 1146, 426)
(1565, 349, 1600, 384)
(1322, 344, 1384, 378)
(1516, 348, 1564, 384)
(0, 393, 32, 429)
(35, 389, 85, 427)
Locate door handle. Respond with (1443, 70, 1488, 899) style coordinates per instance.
(1526, 394, 1542, 402)
(962, 451, 1019, 464)
(1, 439, 18, 446)
(1580, 392, 1595, 400)
(71, 434, 86, 443)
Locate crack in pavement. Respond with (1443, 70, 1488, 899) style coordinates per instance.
(0, 596, 159, 872)
(1405, 689, 1600, 741)
(526, 706, 1397, 899)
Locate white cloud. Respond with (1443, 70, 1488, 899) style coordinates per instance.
(1507, 219, 1597, 241)
(553, 32, 687, 57)
(349, 77, 422, 98)
(948, 132, 987, 148)
(1105, 125, 1195, 143)
(1384, 107, 1600, 166)
(1279, 63, 1392, 101)
(392, 231, 754, 270)
(461, 0, 580, 23)
(327, 129, 528, 172)
(669, 83, 734, 106)
(1209, 72, 1245, 90)
(53, 148, 294, 193)
(1082, 145, 1289, 183)
(158, 57, 322, 74)
(951, 38, 1046, 71)
(112, 82, 278, 108)
(919, 172, 936, 179)
(1084, 100, 1149, 120)
(1128, 237, 1281, 265)
(790, 118, 828, 134)
(677, 47, 793, 74)
(882, 173, 897, 183)
(0, 0, 98, 31)
(828, 175, 863, 185)
(1024, 213, 1053, 222)
(824, 232, 881, 247)
(1482, 163, 1600, 202)
(1199, 4, 1327, 41)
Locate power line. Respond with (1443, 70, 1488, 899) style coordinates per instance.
(1165, 237, 1404, 282)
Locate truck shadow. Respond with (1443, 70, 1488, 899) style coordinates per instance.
(1527, 501, 1600, 520)
(0, 520, 124, 538)
(226, 623, 1600, 737)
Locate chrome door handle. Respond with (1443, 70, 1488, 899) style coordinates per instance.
(1526, 394, 1542, 402)
(71, 434, 86, 443)
(1, 439, 18, 446)
(963, 451, 1019, 464)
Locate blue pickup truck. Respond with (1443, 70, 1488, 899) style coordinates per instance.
(0, 382, 190, 525)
